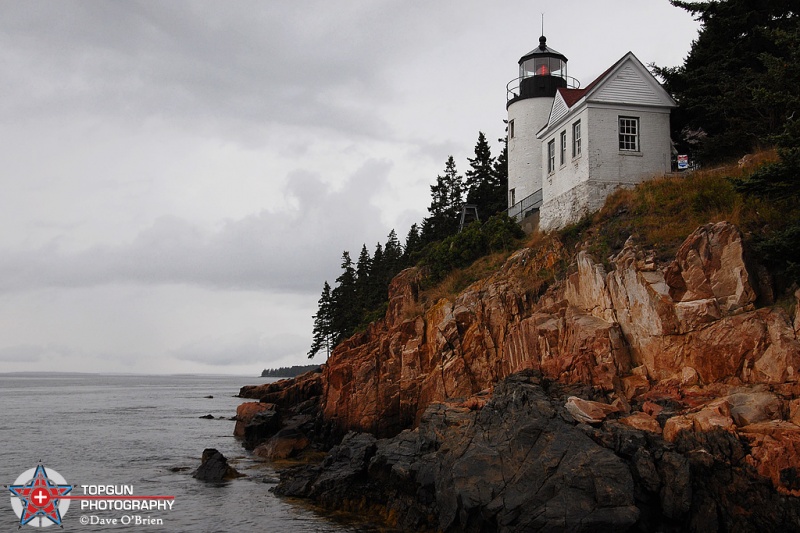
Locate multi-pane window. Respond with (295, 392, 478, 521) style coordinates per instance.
(619, 117, 639, 151)
(547, 140, 556, 174)
(560, 131, 566, 166)
(572, 120, 581, 157)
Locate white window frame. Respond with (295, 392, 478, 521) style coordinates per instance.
(572, 120, 581, 158)
(559, 130, 567, 166)
(508, 119, 515, 139)
(547, 139, 556, 174)
(618, 116, 639, 151)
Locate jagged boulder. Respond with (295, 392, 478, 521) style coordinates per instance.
(233, 401, 273, 438)
(241, 405, 281, 450)
(193, 448, 243, 482)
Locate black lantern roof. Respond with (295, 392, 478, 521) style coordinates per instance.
(518, 36, 568, 65)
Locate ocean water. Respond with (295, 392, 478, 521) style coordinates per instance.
(0, 373, 368, 532)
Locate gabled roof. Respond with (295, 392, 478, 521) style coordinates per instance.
(538, 51, 677, 138)
(553, 62, 617, 108)
(558, 88, 586, 108)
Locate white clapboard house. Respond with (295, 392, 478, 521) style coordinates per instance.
(506, 36, 676, 231)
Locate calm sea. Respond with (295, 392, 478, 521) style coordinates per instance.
(0, 373, 370, 532)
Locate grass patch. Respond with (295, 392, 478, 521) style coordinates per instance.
(568, 151, 787, 265)
(420, 251, 511, 306)
(416, 149, 798, 314)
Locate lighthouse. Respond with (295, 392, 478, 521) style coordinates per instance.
(506, 36, 577, 220)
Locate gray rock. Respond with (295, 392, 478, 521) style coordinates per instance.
(193, 448, 243, 482)
(242, 406, 282, 450)
(275, 373, 640, 532)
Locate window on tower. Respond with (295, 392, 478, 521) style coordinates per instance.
(509, 119, 515, 139)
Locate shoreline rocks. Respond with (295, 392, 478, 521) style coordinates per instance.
(273, 371, 800, 531)
(235, 222, 800, 531)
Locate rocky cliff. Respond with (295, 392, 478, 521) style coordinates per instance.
(238, 222, 800, 531)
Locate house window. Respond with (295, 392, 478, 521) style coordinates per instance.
(547, 139, 556, 174)
(508, 119, 515, 139)
(572, 120, 581, 157)
(619, 117, 639, 151)
(560, 130, 566, 166)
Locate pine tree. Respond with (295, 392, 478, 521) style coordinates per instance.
(369, 242, 386, 309)
(308, 281, 333, 359)
(493, 133, 509, 212)
(655, 0, 800, 161)
(330, 251, 358, 344)
(354, 244, 372, 318)
(464, 131, 499, 216)
(422, 156, 463, 243)
(383, 229, 403, 276)
(403, 223, 422, 264)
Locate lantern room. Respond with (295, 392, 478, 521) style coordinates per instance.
(519, 36, 568, 79)
(507, 36, 578, 105)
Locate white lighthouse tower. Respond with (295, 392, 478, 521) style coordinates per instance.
(506, 36, 577, 221)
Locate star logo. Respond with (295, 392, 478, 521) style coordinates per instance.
(8, 465, 73, 528)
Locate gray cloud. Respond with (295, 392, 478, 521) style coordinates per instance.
(0, 1, 425, 142)
(0, 158, 393, 294)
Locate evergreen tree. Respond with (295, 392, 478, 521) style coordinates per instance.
(354, 244, 372, 317)
(403, 223, 422, 264)
(369, 242, 385, 309)
(464, 131, 500, 216)
(330, 251, 358, 343)
(383, 229, 403, 276)
(654, 0, 800, 161)
(493, 133, 509, 212)
(733, 118, 800, 283)
(422, 156, 463, 243)
(308, 281, 333, 359)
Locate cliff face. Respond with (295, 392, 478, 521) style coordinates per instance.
(321, 222, 800, 438)
(239, 221, 800, 530)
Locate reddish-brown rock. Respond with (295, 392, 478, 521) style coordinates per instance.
(253, 428, 310, 461)
(740, 421, 800, 495)
(565, 396, 620, 424)
(619, 412, 661, 433)
(663, 415, 694, 443)
(312, 223, 800, 441)
(794, 288, 800, 336)
(233, 402, 273, 438)
(244, 222, 800, 502)
(239, 370, 323, 406)
(664, 221, 756, 314)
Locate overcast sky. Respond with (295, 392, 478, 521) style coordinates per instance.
(0, 0, 700, 375)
